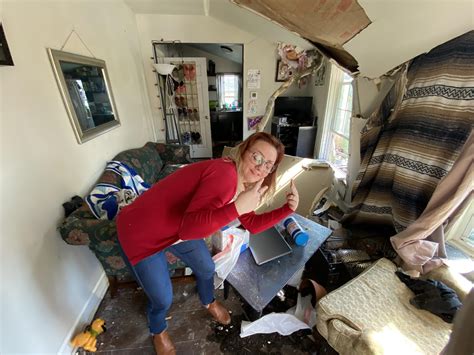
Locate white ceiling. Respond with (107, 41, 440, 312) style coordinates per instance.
(125, 0, 207, 15)
(186, 43, 243, 64)
(124, 0, 313, 49)
(125, 0, 474, 78)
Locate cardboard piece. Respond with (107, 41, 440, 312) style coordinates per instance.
(231, 0, 371, 72)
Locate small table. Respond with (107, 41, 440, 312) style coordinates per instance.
(225, 213, 331, 316)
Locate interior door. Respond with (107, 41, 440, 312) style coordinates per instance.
(162, 57, 212, 158)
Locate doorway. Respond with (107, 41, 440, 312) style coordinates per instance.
(153, 42, 244, 158)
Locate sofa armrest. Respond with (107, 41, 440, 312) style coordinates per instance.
(316, 317, 368, 355)
(58, 206, 115, 246)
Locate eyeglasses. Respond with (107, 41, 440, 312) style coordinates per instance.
(250, 151, 276, 173)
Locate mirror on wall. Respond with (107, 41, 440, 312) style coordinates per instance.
(48, 49, 120, 144)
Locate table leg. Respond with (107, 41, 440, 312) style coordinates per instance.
(224, 280, 230, 300)
(242, 302, 262, 321)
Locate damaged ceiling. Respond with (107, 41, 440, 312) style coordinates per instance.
(125, 0, 474, 78)
(230, 0, 371, 73)
(229, 0, 473, 77)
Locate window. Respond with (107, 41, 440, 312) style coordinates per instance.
(447, 200, 474, 258)
(319, 65, 353, 177)
(217, 74, 241, 110)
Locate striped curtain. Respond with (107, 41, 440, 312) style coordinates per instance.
(346, 31, 474, 233)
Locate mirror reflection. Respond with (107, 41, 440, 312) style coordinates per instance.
(61, 62, 115, 130)
(48, 49, 120, 144)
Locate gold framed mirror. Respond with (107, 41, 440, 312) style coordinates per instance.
(48, 49, 120, 144)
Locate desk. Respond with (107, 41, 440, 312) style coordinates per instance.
(225, 214, 331, 315)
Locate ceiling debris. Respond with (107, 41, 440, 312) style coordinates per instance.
(230, 0, 371, 72)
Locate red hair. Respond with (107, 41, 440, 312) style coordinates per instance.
(234, 132, 285, 196)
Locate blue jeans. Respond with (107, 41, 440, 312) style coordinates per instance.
(119, 240, 215, 334)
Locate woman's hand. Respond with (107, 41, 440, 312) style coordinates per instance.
(286, 179, 299, 211)
(235, 179, 268, 215)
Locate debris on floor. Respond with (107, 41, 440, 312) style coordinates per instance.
(86, 282, 335, 354)
(207, 314, 316, 354)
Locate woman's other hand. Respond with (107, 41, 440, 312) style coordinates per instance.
(235, 179, 268, 215)
(286, 179, 299, 211)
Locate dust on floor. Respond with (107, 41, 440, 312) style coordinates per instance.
(82, 280, 335, 354)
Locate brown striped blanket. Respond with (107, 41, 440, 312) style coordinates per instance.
(347, 31, 474, 232)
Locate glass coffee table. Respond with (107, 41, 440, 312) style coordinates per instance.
(224, 213, 332, 318)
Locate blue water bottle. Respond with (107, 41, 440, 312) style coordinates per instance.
(283, 217, 309, 246)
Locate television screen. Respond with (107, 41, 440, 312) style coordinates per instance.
(274, 96, 313, 124)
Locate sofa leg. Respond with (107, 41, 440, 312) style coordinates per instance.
(108, 276, 118, 298)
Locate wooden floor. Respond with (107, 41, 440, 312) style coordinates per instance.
(82, 279, 336, 354)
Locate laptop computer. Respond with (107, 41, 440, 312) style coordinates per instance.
(249, 227, 292, 265)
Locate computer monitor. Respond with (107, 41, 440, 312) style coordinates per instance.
(274, 96, 313, 124)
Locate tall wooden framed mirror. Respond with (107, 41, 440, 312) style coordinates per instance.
(48, 49, 120, 144)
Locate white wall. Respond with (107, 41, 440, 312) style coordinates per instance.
(283, 78, 314, 98)
(0, 1, 153, 353)
(136, 14, 313, 140)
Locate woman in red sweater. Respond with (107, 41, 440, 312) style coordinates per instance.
(117, 132, 299, 354)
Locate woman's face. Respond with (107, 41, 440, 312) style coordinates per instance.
(241, 140, 278, 184)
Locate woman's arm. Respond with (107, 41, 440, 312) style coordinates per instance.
(238, 180, 299, 234)
(238, 204, 293, 234)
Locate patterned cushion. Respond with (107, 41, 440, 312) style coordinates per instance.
(156, 164, 187, 182)
(150, 142, 191, 165)
(96, 169, 122, 188)
(316, 258, 452, 355)
(113, 144, 163, 185)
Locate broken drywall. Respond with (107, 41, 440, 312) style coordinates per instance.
(230, 0, 371, 72)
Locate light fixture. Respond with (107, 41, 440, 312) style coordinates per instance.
(220, 45, 233, 53)
(153, 63, 176, 75)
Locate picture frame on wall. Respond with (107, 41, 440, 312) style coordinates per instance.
(275, 60, 293, 82)
(0, 24, 14, 66)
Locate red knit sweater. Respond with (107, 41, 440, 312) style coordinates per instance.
(117, 158, 292, 265)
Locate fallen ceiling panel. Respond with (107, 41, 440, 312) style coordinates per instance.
(230, 0, 371, 72)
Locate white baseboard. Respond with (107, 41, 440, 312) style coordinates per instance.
(57, 272, 109, 354)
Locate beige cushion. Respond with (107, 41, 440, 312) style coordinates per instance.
(316, 258, 452, 355)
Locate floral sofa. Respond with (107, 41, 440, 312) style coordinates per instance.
(58, 142, 192, 296)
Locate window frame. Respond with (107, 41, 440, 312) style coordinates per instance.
(447, 200, 474, 258)
(217, 73, 241, 110)
(319, 64, 353, 178)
